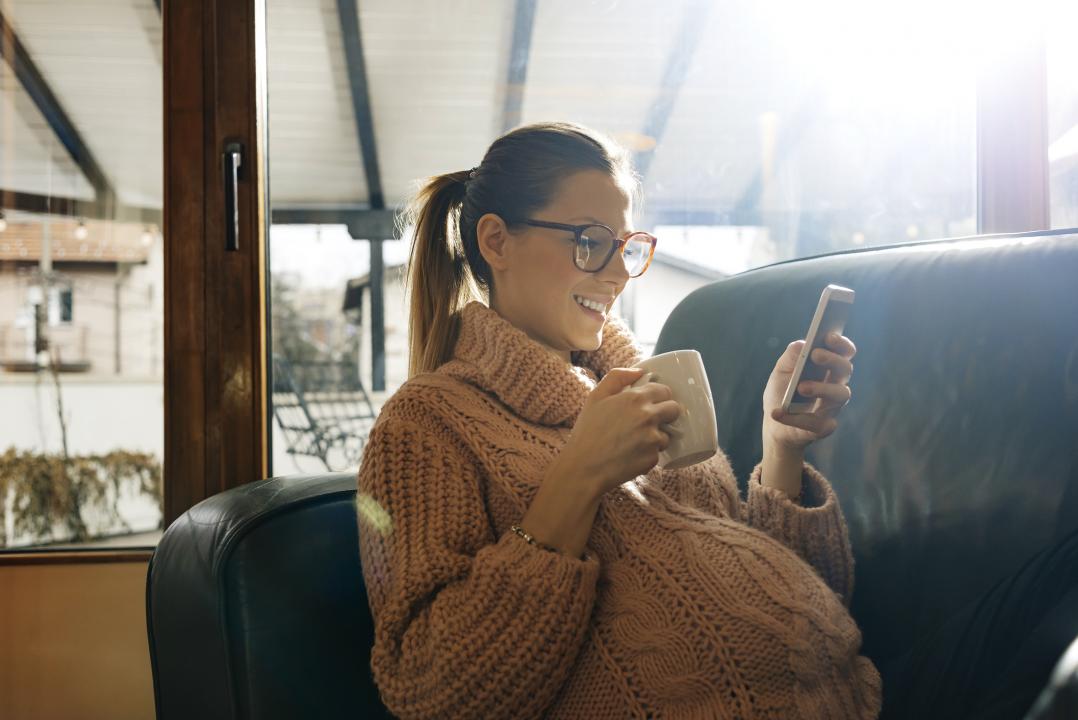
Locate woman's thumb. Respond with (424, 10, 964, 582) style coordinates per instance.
(592, 367, 648, 399)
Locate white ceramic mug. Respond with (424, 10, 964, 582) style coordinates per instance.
(628, 349, 719, 470)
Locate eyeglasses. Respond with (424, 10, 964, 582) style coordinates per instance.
(515, 219, 657, 278)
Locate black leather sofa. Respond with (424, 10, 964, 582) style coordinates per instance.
(147, 229, 1078, 719)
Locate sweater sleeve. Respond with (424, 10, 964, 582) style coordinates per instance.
(744, 460, 856, 606)
(357, 414, 601, 720)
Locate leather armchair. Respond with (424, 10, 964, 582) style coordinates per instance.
(147, 230, 1078, 718)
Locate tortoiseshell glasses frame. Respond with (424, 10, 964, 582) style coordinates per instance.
(515, 218, 657, 278)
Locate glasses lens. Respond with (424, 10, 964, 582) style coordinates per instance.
(623, 234, 652, 276)
(575, 225, 616, 271)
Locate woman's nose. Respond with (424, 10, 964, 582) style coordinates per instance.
(601, 250, 632, 282)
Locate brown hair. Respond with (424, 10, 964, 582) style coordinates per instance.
(402, 121, 638, 378)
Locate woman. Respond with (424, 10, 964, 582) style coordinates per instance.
(357, 121, 877, 718)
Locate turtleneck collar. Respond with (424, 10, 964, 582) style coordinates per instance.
(437, 300, 646, 427)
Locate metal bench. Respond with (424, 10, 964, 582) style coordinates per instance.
(271, 353, 377, 471)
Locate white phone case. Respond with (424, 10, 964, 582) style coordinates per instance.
(781, 284, 855, 414)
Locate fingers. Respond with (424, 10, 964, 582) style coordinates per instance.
(632, 379, 675, 403)
(824, 332, 856, 359)
(652, 398, 682, 426)
(655, 427, 673, 451)
(797, 379, 852, 410)
(809, 345, 854, 383)
(777, 340, 806, 372)
(771, 408, 839, 437)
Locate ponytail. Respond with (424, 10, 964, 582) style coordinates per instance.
(402, 170, 486, 379)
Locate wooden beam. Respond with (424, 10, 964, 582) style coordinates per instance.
(634, 0, 711, 180)
(0, 9, 116, 212)
(271, 207, 397, 239)
(335, 0, 387, 391)
(335, 0, 384, 211)
(0, 189, 161, 225)
(501, 0, 537, 134)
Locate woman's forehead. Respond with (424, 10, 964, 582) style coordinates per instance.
(547, 170, 633, 226)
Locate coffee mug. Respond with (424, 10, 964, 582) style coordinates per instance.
(628, 349, 719, 470)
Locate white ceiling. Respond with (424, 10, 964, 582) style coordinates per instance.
(0, 0, 982, 231)
(0, 0, 162, 207)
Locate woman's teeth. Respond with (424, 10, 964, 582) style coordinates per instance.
(574, 295, 606, 313)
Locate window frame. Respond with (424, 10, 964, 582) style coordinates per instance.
(0, 0, 269, 564)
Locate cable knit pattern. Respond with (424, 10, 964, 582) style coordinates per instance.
(357, 300, 881, 719)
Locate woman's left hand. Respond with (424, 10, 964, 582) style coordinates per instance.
(762, 333, 857, 453)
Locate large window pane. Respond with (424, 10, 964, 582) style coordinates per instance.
(266, 0, 976, 474)
(1047, 3, 1078, 228)
(0, 0, 163, 549)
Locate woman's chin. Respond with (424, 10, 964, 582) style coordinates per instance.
(572, 329, 604, 352)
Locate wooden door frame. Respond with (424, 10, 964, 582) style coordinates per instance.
(163, 0, 269, 527)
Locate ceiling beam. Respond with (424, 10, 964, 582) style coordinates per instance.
(336, 0, 385, 211)
(634, 0, 712, 181)
(335, 1, 390, 391)
(270, 207, 398, 239)
(0, 9, 116, 213)
(0, 189, 160, 225)
(729, 97, 818, 225)
(501, 0, 537, 134)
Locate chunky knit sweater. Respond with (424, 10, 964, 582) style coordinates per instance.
(357, 300, 881, 719)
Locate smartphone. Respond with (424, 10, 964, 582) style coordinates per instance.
(781, 284, 855, 414)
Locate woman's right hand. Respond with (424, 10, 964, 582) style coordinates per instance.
(564, 367, 683, 499)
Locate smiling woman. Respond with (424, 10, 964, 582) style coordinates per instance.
(356, 121, 884, 718)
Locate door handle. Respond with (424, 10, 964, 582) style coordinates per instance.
(223, 140, 244, 251)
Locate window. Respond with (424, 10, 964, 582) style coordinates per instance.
(265, 0, 983, 472)
(1047, 2, 1078, 228)
(0, 2, 164, 550)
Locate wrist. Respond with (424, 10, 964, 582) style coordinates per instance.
(550, 448, 607, 505)
(760, 437, 805, 498)
(521, 456, 602, 558)
(763, 434, 805, 462)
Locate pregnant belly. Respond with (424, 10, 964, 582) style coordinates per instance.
(593, 519, 876, 716)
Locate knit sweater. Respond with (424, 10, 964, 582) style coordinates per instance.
(357, 300, 882, 719)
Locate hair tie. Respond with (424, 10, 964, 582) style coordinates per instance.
(467, 166, 478, 182)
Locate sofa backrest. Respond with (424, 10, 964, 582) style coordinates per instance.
(654, 230, 1078, 663)
(146, 473, 390, 719)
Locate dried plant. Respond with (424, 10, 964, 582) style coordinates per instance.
(0, 447, 162, 548)
(0, 352, 162, 548)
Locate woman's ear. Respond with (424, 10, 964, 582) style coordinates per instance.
(476, 213, 513, 272)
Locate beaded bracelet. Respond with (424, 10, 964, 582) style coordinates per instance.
(511, 524, 561, 554)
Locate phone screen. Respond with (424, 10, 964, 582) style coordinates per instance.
(789, 297, 852, 405)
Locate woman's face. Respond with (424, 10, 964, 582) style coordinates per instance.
(478, 169, 634, 363)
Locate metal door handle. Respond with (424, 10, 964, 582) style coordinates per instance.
(223, 141, 243, 251)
